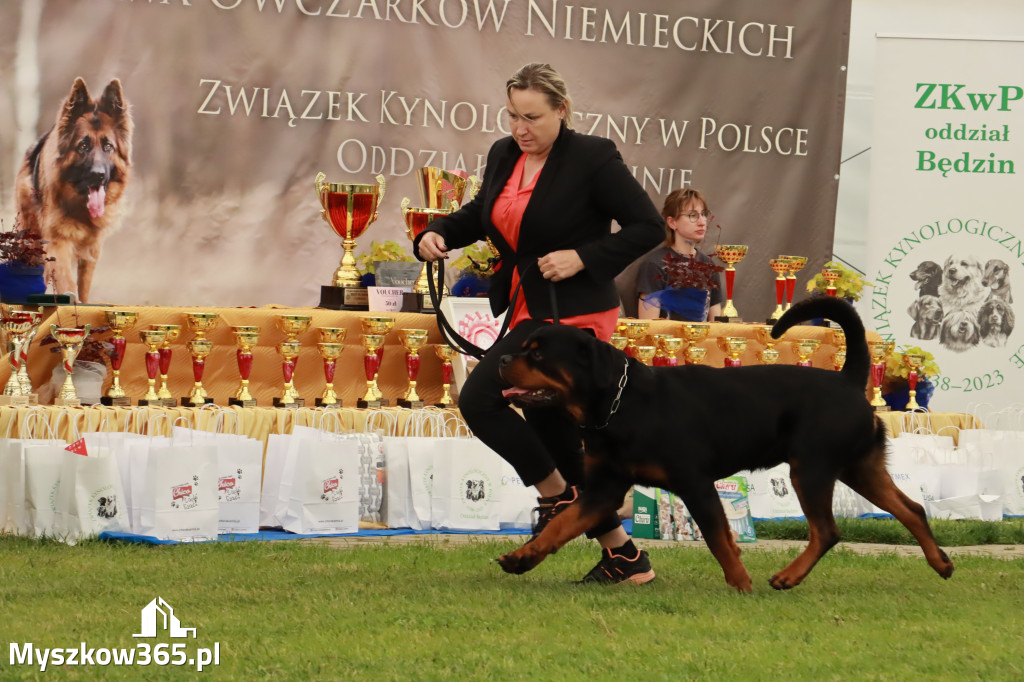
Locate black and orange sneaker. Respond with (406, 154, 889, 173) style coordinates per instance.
(578, 545, 656, 585)
(529, 485, 579, 542)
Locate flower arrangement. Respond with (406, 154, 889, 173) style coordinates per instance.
(882, 344, 940, 411)
(885, 345, 940, 381)
(805, 260, 872, 301)
(450, 242, 499, 297)
(0, 218, 53, 267)
(354, 240, 414, 286)
(655, 251, 724, 291)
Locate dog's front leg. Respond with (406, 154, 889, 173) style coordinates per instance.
(497, 501, 608, 575)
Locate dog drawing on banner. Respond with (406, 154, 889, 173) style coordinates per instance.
(495, 297, 955, 592)
(15, 78, 133, 303)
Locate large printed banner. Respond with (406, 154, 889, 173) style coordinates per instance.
(0, 0, 850, 313)
(866, 36, 1024, 413)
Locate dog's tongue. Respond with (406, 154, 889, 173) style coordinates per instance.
(501, 386, 530, 398)
(87, 186, 106, 219)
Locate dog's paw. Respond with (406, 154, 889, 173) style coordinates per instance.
(768, 573, 798, 591)
(497, 549, 540, 575)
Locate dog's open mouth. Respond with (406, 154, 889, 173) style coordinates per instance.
(86, 185, 107, 219)
(501, 385, 558, 406)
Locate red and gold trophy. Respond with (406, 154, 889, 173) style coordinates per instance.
(752, 325, 780, 365)
(829, 329, 847, 371)
(768, 258, 791, 322)
(137, 328, 166, 406)
(713, 244, 748, 322)
(822, 267, 842, 297)
(181, 313, 219, 406)
(274, 315, 312, 407)
(2, 313, 36, 405)
(51, 324, 91, 407)
(315, 171, 386, 311)
(315, 326, 347, 407)
(718, 336, 747, 367)
(18, 311, 44, 402)
(397, 328, 429, 408)
(867, 340, 894, 410)
(681, 323, 710, 365)
(903, 353, 927, 410)
(434, 344, 456, 407)
(359, 316, 394, 403)
(148, 324, 181, 407)
(229, 329, 260, 407)
(357, 334, 386, 408)
(401, 199, 452, 313)
(620, 320, 650, 357)
(635, 345, 656, 367)
(100, 310, 138, 406)
(779, 255, 807, 311)
(660, 336, 685, 367)
(792, 339, 820, 368)
(609, 334, 628, 353)
(650, 334, 670, 366)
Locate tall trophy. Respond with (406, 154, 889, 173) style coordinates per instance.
(867, 340, 894, 410)
(822, 267, 842, 297)
(149, 324, 181, 407)
(274, 315, 312, 407)
(397, 328, 429, 408)
(101, 310, 138, 406)
(17, 310, 44, 402)
(718, 336, 747, 367)
(434, 344, 456, 407)
(138, 329, 167, 406)
(359, 316, 394, 403)
(401, 199, 453, 314)
(829, 329, 847, 371)
(316, 343, 344, 407)
(779, 255, 807, 311)
(713, 244, 748, 322)
(903, 353, 927, 410)
(634, 345, 656, 367)
(660, 336, 685, 367)
(182, 313, 219, 406)
(768, 258, 791, 321)
(753, 325, 780, 365)
(229, 329, 260, 407)
(357, 334, 386, 408)
(792, 339, 820, 368)
(681, 323, 710, 365)
(650, 334, 670, 366)
(315, 171, 386, 310)
(2, 314, 36, 405)
(51, 324, 91, 406)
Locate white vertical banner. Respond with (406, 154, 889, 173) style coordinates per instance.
(865, 35, 1024, 413)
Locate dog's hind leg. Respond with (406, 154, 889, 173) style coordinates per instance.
(840, 449, 954, 580)
(682, 485, 752, 592)
(769, 466, 840, 590)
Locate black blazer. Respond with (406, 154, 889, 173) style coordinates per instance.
(414, 127, 663, 320)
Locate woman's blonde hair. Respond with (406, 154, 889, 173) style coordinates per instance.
(506, 62, 574, 130)
(660, 188, 710, 245)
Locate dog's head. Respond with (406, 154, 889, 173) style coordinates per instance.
(941, 255, 984, 293)
(53, 78, 133, 220)
(498, 325, 623, 424)
(908, 295, 943, 325)
(982, 259, 1010, 290)
(978, 298, 1015, 337)
(909, 261, 942, 290)
(940, 310, 980, 351)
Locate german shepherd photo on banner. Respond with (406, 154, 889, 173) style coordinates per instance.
(15, 77, 133, 303)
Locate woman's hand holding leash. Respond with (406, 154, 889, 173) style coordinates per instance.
(418, 232, 449, 261)
(539, 250, 583, 282)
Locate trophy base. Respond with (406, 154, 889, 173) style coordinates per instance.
(397, 399, 425, 409)
(229, 398, 258, 408)
(433, 402, 455, 409)
(137, 398, 166, 407)
(319, 285, 369, 311)
(181, 396, 215, 407)
(872, 404, 891, 412)
(315, 398, 342, 408)
(54, 397, 82, 407)
(714, 316, 743, 323)
(158, 398, 178, 408)
(100, 396, 132, 407)
(0, 395, 31, 407)
(403, 292, 436, 314)
(357, 398, 389, 409)
(273, 397, 306, 408)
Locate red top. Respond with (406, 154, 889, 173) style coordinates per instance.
(490, 154, 619, 341)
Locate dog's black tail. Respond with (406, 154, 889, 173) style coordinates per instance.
(771, 297, 871, 388)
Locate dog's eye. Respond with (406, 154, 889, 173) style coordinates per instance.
(530, 349, 543, 361)
(77, 139, 91, 153)
(102, 141, 114, 152)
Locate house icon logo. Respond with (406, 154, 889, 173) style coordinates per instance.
(133, 597, 197, 639)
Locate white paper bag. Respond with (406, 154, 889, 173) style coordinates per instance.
(214, 438, 263, 534)
(260, 433, 290, 529)
(994, 433, 1024, 516)
(498, 460, 536, 530)
(280, 438, 360, 535)
(431, 438, 502, 531)
(407, 437, 441, 530)
(355, 433, 386, 527)
(744, 465, 804, 519)
(1, 439, 64, 535)
(137, 444, 219, 542)
(53, 447, 130, 543)
(382, 437, 417, 530)
(128, 436, 171, 532)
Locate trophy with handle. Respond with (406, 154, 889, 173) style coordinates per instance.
(779, 255, 807, 311)
(903, 353, 927, 410)
(273, 315, 312, 407)
(433, 344, 456, 407)
(101, 310, 138, 406)
(713, 244, 748, 322)
(768, 258, 790, 322)
(51, 324, 91, 406)
(359, 316, 394, 402)
(181, 313, 219, 405)
(229, 329, 260, 407)
(149, 324, 181, 407)
(2, 314, 36, 405)
(357, 334, 386, 409)
(718, 336, 748, 367)
(792, 339, 821, 368)
(315, 172, 386, 310)
(397, 328, 429, 408)
(137, 329, 166, 406)
(867, 340, 894, 410)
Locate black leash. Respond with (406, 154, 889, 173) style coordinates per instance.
(427, 255, 560, 360)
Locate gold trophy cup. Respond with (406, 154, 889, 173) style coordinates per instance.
(273, 315, 312, 407)
(2, 314, 36, 405)
(620, 320, 650, 357)
(17, 310, 44, 402)
(401, 198, 453, 313)
(792, 339, 821, 367)
(822, 268, 843, 297)
(768, 258, 791, 321)
(829, 329, 847, 371)
(51, 324, 91, 406)
(318, 327, 348, 344)
(316, 342, 345, 407)
(359, 316, 395, 402)
(867, 340, 894, 410)
(100, 310, 137, 406)
(137, 328, 166, 406)
(713, 244, 748, 321)
(184, 339, 214, 406)
(434, 344, 456, 407)
(660, 336, 685, 367)
(230, 330, 260, 407)
(609, 334, 628, 353)
(634, 345, 656, 366)
(650, 334, 670, 366)
(397, 328, 429, 408)
(718, 336, 748, 367)
(684, 346, 708, 365)
(315, 171, 386, 310)
(148, 324, 181, 407)
(358, 334, 386, 408)
(681, 323, 710, 365)
(779, 255, 807, 311)
(752, 324, 780, 365)
(903, 353, 927, 410)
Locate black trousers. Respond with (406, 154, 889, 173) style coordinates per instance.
(457, 319, 622, 539)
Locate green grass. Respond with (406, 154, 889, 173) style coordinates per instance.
(757, 517, 1024, 546)
(2, 535, 1023, 681)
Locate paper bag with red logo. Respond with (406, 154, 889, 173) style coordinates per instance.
(279, 438, 361, 535)
(136, 444, 219, 542)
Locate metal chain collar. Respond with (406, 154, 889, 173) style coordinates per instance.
(592, 358, 629, 431)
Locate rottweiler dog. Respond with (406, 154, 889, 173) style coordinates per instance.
(496, 297, 954, 592)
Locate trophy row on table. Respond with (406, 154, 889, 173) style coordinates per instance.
(611, 320, 919, 412)
(0, 310, 460, 409)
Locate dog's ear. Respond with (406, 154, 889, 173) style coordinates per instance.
(587, 335, 624, 392)
(907, 298, 921, 318)
(1003, 302, 1015, 333)
(98, 79, 134, 163)
(60, 78, 93, 128)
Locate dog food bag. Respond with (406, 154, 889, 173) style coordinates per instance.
(715, 476, 757, 543)
(632, 486, 665, 539)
